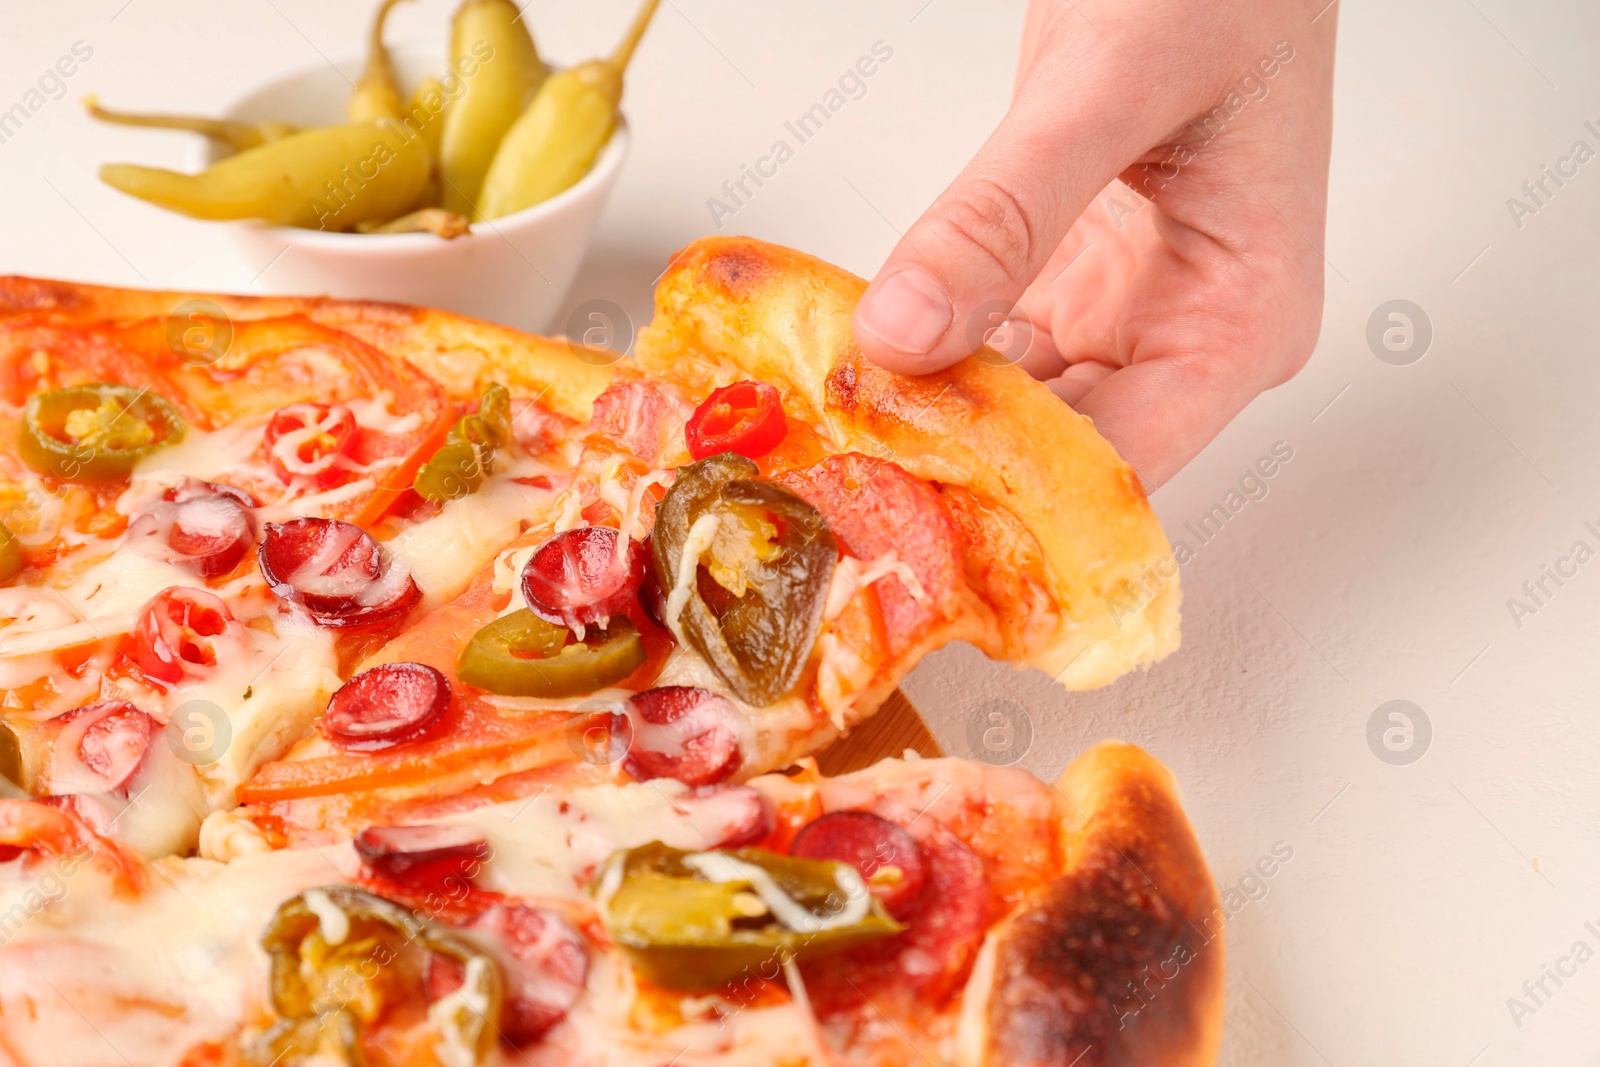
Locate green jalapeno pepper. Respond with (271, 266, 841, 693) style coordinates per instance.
(0, 522, 22, 585)
(595, 842, 901, 991)
(252, 886, 503, 1067)
(19, 383, 185, 482)
(413, 382, 514, 504)
(456, 608, 645, 697)
(651, 454, 836, 707)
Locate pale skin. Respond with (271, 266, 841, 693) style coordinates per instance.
(852, 0, 1337, 488)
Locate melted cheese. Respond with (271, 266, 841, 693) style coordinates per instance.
(2, 778, 839, 1067)
(387, 472, 555, 606)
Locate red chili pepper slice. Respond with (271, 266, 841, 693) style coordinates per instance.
(620, 685, 743, 787)
(791, 810, 927, 918)
(263, 402, 359, 489)
(322, 661, 450, 750)
(520, 526, 647, 630)
(132, 586, 243, 685)
(259, 517, 419, 628)
(684, 380, 787, 461)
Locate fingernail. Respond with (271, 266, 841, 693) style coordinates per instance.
(855, 267, 952, 356)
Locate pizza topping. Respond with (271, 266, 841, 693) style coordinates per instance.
(259, 517, 420, 627)
(19, 382, 186, 481)
(651, 454, 836, 706)
(520, 526, 647, 630)
(412, 383, 513, 505)
(257, 886, 503, 1067)
(354, 823, 490, 886)
(678, 784, 775, 848)
(127, 478, 259, 579)
(619, 685, 743, 787)
(132, 586, 245, 684)
(685, 380, 788, 461)
(456, 609, 646, 698)
(323, 661, 450, 750)
(595, 842, 901, 991)
(263, 402, 358, 489)
(0, 522, 22, 584)
(47, 701, 156, 796)
(790, 811, 927, 919)
(460, 903, 589, 1046)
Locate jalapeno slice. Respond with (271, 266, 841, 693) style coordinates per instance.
(456, 608, 645, 698)
(19, 383, 185, 482)
(252, 886, 503, 1067)
(651, 454, 836, 707)
(0, 523, 22, 585)
(595, 842, 902, 991)
(413, 382, 514, 505)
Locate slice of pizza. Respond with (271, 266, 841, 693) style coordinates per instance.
(0, 742, 1222, 1067)
(0, 281, 610, 855)
(225, 236, 1180, 840)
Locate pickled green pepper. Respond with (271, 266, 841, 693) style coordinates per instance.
(438, 0, 548, 215)
(473, 0, 660, 221)
(347, 0, 413, 123)
(84, 95, 297, 153)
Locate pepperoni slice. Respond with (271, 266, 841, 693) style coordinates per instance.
(816, 816, 989, 1012)
(791, 810, 927, 919)
(353, 823, 489, 886)
(132, 586, 243, 685)
(520, 527, 647, 629)
(465, 903, 588, 1046)
(620, 686, 744, 787)
(678, 784, 775, 848)
(259, 517, 419, 628)
(127, 478, 259, 580)
(263, 402, 358, 489)
(50, 702, 156, 796)
(322, 662, 449, 751)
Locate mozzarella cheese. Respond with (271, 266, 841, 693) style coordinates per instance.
(2, 778, 837, 1067)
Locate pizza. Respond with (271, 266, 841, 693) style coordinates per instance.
(0, 743, 1220, 1067)
(0, 236, 1210, 1065)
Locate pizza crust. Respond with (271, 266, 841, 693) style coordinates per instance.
(634, 236, 1180, 688)
(957, 741, 1225, 1067)
(0, 276, 615, 421)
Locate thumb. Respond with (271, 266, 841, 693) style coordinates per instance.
(853, 32, 1176, 374)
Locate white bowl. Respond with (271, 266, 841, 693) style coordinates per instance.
(196, 44, 627, 334)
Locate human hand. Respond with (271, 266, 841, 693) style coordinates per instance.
(851, 0, 1336, 488)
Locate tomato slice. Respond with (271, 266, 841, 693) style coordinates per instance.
(263, 402, 358, 489)
(685, 380, 787, 460)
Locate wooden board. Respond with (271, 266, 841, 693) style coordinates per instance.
(813, 689, 943, 775)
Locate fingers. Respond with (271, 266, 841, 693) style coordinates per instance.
(853, 15, 1182, 374)
(1067, 354, 1275, 490)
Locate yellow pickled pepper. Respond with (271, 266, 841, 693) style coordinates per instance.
(347, 0, 414, 123)
(83, 95, 296, 153)
(473, 0, 659, 222)
(438, 0, 548, 216)
(99, 120, 434, 231)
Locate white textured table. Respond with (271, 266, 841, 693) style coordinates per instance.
(3, 2, 1597, 1063)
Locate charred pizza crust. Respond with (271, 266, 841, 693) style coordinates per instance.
(959, 741, 1224, 1067)
(636, 236, 1180, 688)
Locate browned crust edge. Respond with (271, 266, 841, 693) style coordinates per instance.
(958, 741, 1224, 1067)
(635, 236, 1180, 690)
(0, 275, 615, 419)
